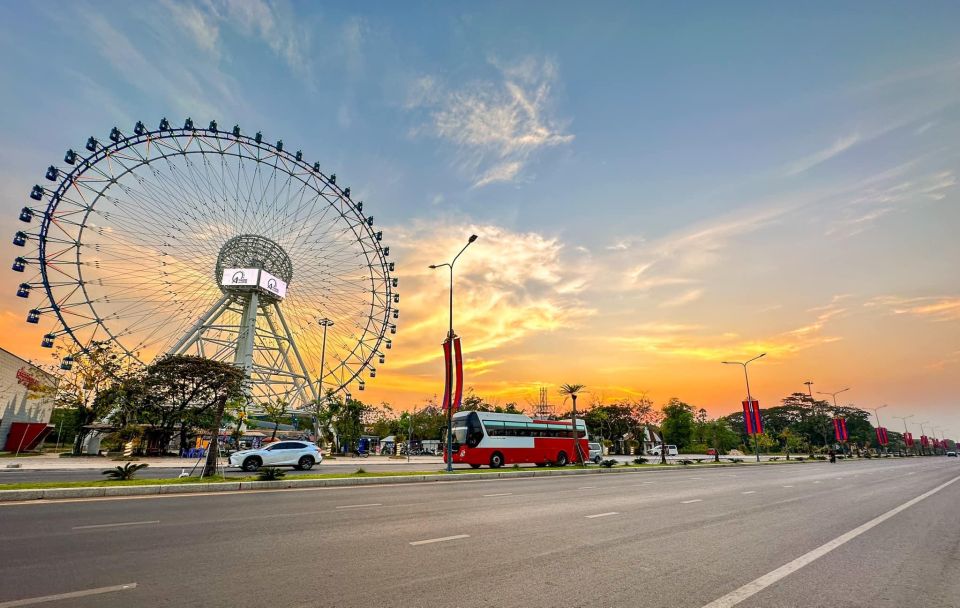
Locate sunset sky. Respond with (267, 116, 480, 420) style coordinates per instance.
(1, 2, 958, 434)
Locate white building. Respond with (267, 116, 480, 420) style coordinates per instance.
(0, 347, 57, 452)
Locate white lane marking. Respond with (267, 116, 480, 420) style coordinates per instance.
(701, 473, 960, 608)
(482, 493, 513, 497)
(0, 583, 137, 607)
(782, 485, 794, 488)
(813, 481, 822, 484)
(578, 486, 596, 490)
(409, 534, 470, 546)
(335, 503, 382, 509)
(689, 477, 704, 480)
(681, 499, 703, 504)
(72, 520, 159, 530)
(584, 512, 618, 519)
(741, 491, 757, 495)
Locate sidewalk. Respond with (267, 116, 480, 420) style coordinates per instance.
(2, 452, 444, 470)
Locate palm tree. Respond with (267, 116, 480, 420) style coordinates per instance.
(559, 383, 586, 465)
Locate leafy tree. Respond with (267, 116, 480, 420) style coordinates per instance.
(661, 398, 695, 450)
(262, 398, 289, 441)
(52, 342, 126, 455)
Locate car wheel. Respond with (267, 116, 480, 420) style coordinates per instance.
(298, 456, 314, 471)
(242, 457, 261, 472)
(555, 451, 568, 467)
(470, 464, 481, 469)
(490, 452, 504, 468)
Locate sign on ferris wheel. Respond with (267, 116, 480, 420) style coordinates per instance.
(220, 268, 288, 300)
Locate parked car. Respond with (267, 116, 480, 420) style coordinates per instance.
(648, 444, 679, 456)
(588, 442, 603, 463)
(947, 451, 957, 457)
(228, 440, 323, 472)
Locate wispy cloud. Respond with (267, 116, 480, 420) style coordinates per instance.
(406, 56, 574, 187)
(783, 133, 860, 176)
(659, 288, 704, 308)
(384, 219, 594, 373)
(614, 297, 846, 361)
(866, 296, 960, 322)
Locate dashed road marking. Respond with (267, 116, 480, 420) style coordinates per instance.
(409, 534, 470, 546)
(72, 520, 159, 530)
(482, 493, 513, 497)
(741, 491, 757, 495)
(681, 499, 703, 504)
(335, 503, 382, 510)
(0, 583, 137, 607)
(585, 512, 619, 519)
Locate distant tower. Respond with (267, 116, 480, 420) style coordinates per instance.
(533, 386, 554, 419)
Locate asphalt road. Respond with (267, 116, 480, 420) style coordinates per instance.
(1, 458, 958, 607)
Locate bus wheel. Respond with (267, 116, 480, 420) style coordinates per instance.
(556, 452, 568, 467)
(490, 452, 504, 468)
(470, 464, 481, 469)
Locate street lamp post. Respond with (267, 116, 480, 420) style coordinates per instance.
(870, 404, 888, 454)
(430, 234, 478, 473)
(916, 421, 930, 456)
(893, 414, 913, 456)
(315, 318, 334, 448)
(723, 353, 766, 463)
(818, 388, 850, 456)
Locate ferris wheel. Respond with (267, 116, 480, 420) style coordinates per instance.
(12, 117, 398, 407)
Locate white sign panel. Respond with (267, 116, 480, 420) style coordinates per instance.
(258, 270, 288, 299)
(221, 268, 259, 287)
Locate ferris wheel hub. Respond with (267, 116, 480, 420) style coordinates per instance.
(215, 234, 293, 300)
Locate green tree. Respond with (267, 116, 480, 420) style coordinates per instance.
(661, 398, 695, 450)
(263, 398, 290, 441)
(52, 342, 126, 455)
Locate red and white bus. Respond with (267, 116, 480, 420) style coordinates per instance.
(444, 411, 589, 468)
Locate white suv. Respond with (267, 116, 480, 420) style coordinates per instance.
(648, 444, 679, 456)
(228, 441, 323, 472)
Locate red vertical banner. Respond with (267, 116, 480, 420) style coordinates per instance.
(920, 435, 930, 448)
(875, 427, 889, 446)
(904, 432, 914, 447)
(833, 418, 848, 442)
(452, 336, 464, 410)
(741, 400, 762, 435)
(441, 338, 453, 411)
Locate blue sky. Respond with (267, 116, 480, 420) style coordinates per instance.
(1, 1, 958, 433)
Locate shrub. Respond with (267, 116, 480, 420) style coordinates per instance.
(354, 467, 366, 475)
(512, 464, 520, 469)
(257, 467, 286, 481)
(727, 458, 744, 464)
(693, 458, 705, 464)
(770, 457, 781, 461)
(632, 457, 648, 465)
(679, 459, 694, 466)
(102, 462, 149, 480)
(600, 459, 617, 468)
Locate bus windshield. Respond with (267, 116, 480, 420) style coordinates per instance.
(448, 412, 484, 447)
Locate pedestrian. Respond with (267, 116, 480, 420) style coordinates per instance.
(828, 448, 836, 464)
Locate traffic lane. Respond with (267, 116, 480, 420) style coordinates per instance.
(737, 472, 960, 608)
(0, 457, 937, 535)
(0, 462, 955, 606)
(382, 463, 960, 608)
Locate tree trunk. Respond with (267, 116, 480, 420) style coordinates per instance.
(179, 424, 189, 456)
(571, 395, 584, 465)
(271, 422, 279, 441)
(202, 398, 226, 478)
(660, 431, 667, 465)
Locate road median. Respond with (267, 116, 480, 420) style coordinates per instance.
(0, 459, 812, 502)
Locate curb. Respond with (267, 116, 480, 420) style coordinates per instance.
(0, 459, 812, 503)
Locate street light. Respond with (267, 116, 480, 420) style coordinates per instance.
(430, 234, 479, 473)
(916, 421, 930, 456)
(314, 318, 334, 448)
(893, 414, 914, 455)
(870, 404, 888, 454)
(817, 387, 850, 456)
(722, 353, 766, 462)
